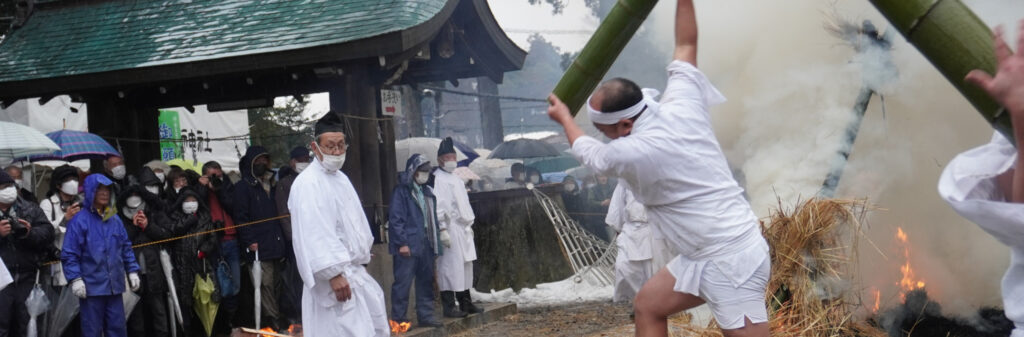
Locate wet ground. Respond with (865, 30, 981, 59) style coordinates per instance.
(452, 301, 634, 337)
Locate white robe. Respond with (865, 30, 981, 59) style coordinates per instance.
(606, 185, 674, 302)
(938, 132, 1024, 337)
(572, 60, 768, 297)
(289, 158, 388, 337)
(433, 169, 477, 291)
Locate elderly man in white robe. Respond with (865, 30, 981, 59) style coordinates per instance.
(547, 1, 769, 336)
(433, 137, 483, 316)
(289, 112, 388, 337)
(942, 20, 1024, 337)
(606, 185, 674, 303)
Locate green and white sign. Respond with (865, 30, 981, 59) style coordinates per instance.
(158, 109, 181, 161)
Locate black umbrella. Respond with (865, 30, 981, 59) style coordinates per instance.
(488, 139, 561, 159)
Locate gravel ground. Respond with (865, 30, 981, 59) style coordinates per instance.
(452, 301, 634, 337)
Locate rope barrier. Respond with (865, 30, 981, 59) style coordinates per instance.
(41, 214, 291, 266)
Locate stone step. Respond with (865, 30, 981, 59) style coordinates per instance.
(399, 303, 517, 337)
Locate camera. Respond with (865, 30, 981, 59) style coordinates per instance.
(0, 213, 27, 237)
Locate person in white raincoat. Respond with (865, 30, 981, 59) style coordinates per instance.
(941, 21, 1024, 337)
(546, 1, 769, 336)
(288, 112, 388, 337)
(606, 185, 674, 303)
(432, 137, 483, 316)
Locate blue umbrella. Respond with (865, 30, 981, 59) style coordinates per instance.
(28, 130, 120, 162)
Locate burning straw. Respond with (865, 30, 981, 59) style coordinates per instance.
(675, 198, 886, 337)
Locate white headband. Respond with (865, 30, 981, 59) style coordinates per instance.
(587, 88, 661, 125)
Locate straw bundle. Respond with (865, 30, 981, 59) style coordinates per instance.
(675, 198, 886, 337)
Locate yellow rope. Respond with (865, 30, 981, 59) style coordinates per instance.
(42, 214, 291, 267)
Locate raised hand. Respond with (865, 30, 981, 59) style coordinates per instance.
(966, 21, 1024, 115)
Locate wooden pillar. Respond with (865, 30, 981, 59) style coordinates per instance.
(346, 66, 386, 242)
(328, 80, 363, 198)
(86, 94, 117, 173)
(401, 85, 425, 138)
(85, 94, 159, 175)
(478, 76, 503, 149)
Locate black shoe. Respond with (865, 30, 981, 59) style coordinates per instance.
(457, 290, 483, 314)
(441, 291, 468, 318)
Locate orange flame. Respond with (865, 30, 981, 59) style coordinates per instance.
(872, 288, 881, 313)
(895, 227, 925, 301)
(287, 324, 302, 337)
(389, 320, 411, 334)
(258, 327, 277, 337)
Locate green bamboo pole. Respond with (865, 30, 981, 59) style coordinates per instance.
(551, 0, 660, 116)
(869, 0, 1012, 143)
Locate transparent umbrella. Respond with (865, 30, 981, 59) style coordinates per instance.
(251, 250, 262, 329)
(26, 272, 50, 337)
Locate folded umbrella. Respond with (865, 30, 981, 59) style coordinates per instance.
(122, 290, 140, 320)
(0, 257, 11, 291)
(26, 272, 50, 337)
(45, 287, 79, 337)
(193, 272, 219, 337)
(251, 250, 262, 329)
(160, 249, 184, 326)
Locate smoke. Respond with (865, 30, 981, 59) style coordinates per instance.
(594, 0, 1024, 315)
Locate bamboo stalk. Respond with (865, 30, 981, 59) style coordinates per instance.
(551, 0, 660, 115)
(869, 0, 1012, 143)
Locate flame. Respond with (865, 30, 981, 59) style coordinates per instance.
(287, 324, 302, 337)
(872, 288, 881, 313)
(258, 327, 277, 337)
(895, 227, 926, 301)
(389, 320, 411, 334)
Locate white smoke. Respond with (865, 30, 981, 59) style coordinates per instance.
(624, 0, 1024, 315)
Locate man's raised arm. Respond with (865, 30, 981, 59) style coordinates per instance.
(674, 0, 698, 65)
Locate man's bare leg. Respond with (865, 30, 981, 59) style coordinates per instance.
(633, 268, 704, 337)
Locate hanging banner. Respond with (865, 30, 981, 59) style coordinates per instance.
(381, 89, 403, 117)
(158, 110, 181, 162)
(159, 106, 248, 172)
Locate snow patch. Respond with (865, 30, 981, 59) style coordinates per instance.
(471, 274, 613, 308)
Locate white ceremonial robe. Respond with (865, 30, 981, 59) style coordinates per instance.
(938, 132, 1024, 337)
(571, 60, 769, 297)
(433, 169, 477, 291)
(606, 185, 674, 302)
(289, 158, 388, 337)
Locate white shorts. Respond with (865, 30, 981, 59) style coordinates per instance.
(667, 255, 770, 329)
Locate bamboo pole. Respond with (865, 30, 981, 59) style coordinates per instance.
(869, 0, 1012, 142)
(551, 0, 660, 115)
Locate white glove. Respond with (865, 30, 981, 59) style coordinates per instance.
(128, 273, 141, 292)
(440, 230, 452, 248)
(71, 279, 87, 299)
(466, 226, 474, 239)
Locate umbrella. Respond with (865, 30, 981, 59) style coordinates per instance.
(26, 129, 119, 162)
(528, 155, 580, 173)
(453, 167, 481, 182)
(394, 138, 474, 171)
(488, 139, 561, 159)
(26, 273, 50, 337)
(165, 158, 202, 174)
(252, 250, 262, 329)
(45, 287, 79, 337)
(159, 250, 185, 326)
(122, 290, 140, 320)
(0, 121, 61, 159)
(193, 273, 219, 337)
(453, 141, 480, 167)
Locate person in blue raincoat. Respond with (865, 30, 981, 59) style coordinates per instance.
(388, 154, 446, 327)
(62, 174, 141, 337)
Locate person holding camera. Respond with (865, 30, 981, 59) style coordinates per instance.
(0, 170, 56, 337)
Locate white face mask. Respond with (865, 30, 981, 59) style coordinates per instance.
(0, 187, 17, 204)
(61, 180, 79, 196)
(315, 143, 346, 172)
(530, 176, 541, 184)
(126, 196, 143, 208)
(145, 186, 160, 195)
(111, 165, 126, 180)
(415, 171, 430, 185)
(294, 162, 310, 174)
(442, 160, 457, 173)
(155, 172, 166, 183)
(564, 184, 576, 192)
(182, 201, 199, 214)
